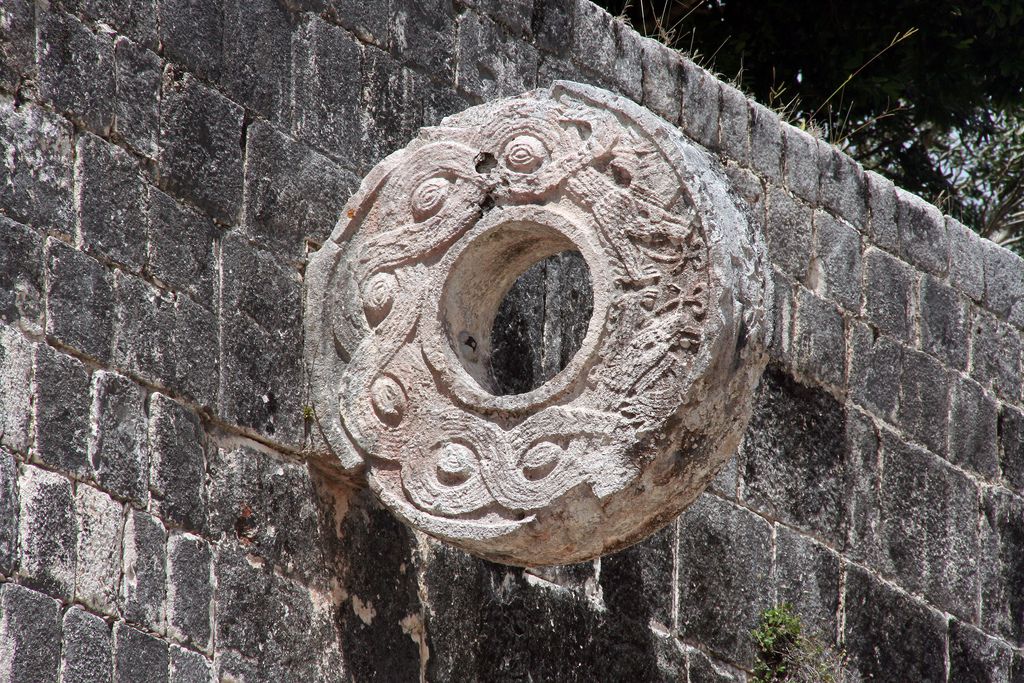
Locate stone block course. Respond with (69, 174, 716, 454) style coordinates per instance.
(811, 210, 862, 312)
(0, 216, 44, 329)
(157, 0, 223, 80)
(1000, 405, 1024, 493)
(147, 189, 220, 311)
(639, 38, 683, 124)
(739, 365, 846, 544)
(676, 493, 773, 668)
(842, 564, 948, 681)
(971, 312, 1023, 402)
(292, 16, 363, 167)
(456, 11, 539, 101)
(897, 347, 952, 457)
(76, 133, 150, 270)
(782, 125, 820, 205)
(0, 97, 76, 233)
(0, 449, 17, 576)
(114, 621, 169, 683)
(0, 582, 62, 683)
(570, 2, 642, 103)
(159, 68, 244, 224)
(37, 9, 116, 135)
(169, 645, 213, 683)
(979, 488, 1024, 645)
(896, 186, 949, 277)
(679, 59, 720, 150)
(765, 187, 812, 282)
(167, 532, 212, 650)
(948, 376, 999, 479)
(120, 508, 166, 631)
(61, 605, 113, 683)
(947, 216, 986, 303)
(32, 343, 92, 477)
(74, 484, 124, 615)
(361, 44, 421, 169)
(749, 101, 783, 183)
(0, 325, 34, 457)
(113, 37, 161, 158)
(242, 121, 357, 258)
(983, 239, 1024, 324)
(222, 0, 293, 123)
(148, 394, 208, 533)
(862, 247, 915, 342)
(918, 274, 969, 370)
(18, 464, 78, 600)
(818, 146, 867, 230)
(46, 238, 115, 362)
(718, 84, 750, 166)
(389, 0, 457, 81)
(791, 287, 846, 391)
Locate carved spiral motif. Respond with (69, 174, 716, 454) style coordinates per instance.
(305, 82, 770, 566)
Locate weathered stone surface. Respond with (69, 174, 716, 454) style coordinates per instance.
(37, 10, 115, 134)
(89, 371, 148, 503)
(0, 448, 17, 576)
(169, 646, 212, 683)
(159, 68, 244, 224)
(749, 103, 782, 184)
(292, 17, 362, 165)
(680, 59, 721, 150)
(0, 0, 35, 90)
(876, 432, 979, 620)
(979, 488, 1024, 645)
(157, 0, 222, 79)
(948, 619, 1014, 683)
(209, 446, 326, 584)
(114, 621, 169, 683)
(18, 464, 78, 600)
(149, 394, 207, 533)
(782, 126, 820, 205)
(972, 312, 1023, 401)
(863, 247, 915, 342)
(1000, 405, 1024, 494)
(62, 606, 113, 683)
(389, 0, 456, 81)
(0, 216, 44, 329)
(811, 210, 861, 311)
(32, 344, 92, 476)
(45, 237, 115, 362)
(0, 324, 34, 456)
(640, 38, 684, 124)
(148, 189, 219, 309)
(0, 583, 62, 683)
(215, 544, 339, 681)
(120, 509, 167, 631)
(676, 494, 772, 668)
(220, 237, 304, 443)
(76, 133, 149, 270)
(718, 84, 750, 166)
(919, 273, 969, 369)
(456, 11, 538, 100)
(818, 146, 867, 229)
(774, 526, 841, 643)
(0, 98, 75, 233)
(222, 0, 292, 123)
(113, 37, 161, 158)
(791, 287, 845, 390)
(59, 0, 157, 48)
(897, 347, 951, 457)
(167, 532, 212, 650)
(242, 121, 358, 257)
(739, 366, 846, 544)
(306, 81, 769, 565)
(949, 376, 999, 479)
(983, 239, 1024, 323)
(848, 323, 902, 422)
(361, 45, 421, 170)
(843, 564, 947, 681)
(600, 522, 675, 629)
(947, 216, 986, 303)
(75, 484, 123, 615)
(765, 187, 812, 281)
(531, 0, 574, 55)
(896, 187, 949, 277)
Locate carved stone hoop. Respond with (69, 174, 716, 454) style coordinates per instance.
(305, 82, 770, 566)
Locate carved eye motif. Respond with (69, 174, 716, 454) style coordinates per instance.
(370, 375, 406, 426)
(435, 443, 474, 486)
(362, 272, 396, 327)
(504, 135, 547, 174)
(410, 177, 450, 221)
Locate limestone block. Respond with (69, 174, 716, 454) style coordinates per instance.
(306, 82, 770, 565)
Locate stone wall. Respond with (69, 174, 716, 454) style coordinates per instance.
(0, 0, 1021, 680)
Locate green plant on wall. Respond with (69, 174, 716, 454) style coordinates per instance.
(752, 604, 850, 683)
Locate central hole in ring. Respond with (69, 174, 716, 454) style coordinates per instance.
(441, 222, 594, 396)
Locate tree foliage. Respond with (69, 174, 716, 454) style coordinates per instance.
(596, 0, 1024, 252)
